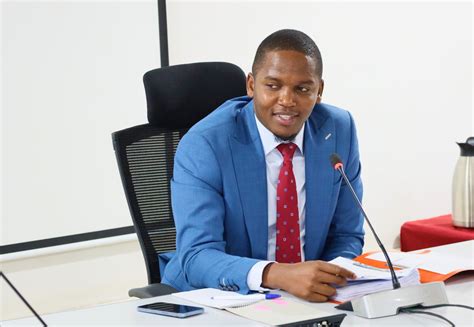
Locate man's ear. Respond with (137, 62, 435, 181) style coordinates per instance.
(246, 73, 254, 98)
(316, 79, 324, 104)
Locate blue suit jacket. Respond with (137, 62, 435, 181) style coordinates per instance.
(161, 96, 364, 293)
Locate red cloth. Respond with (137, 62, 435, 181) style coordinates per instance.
(400, 214, 474, 251)
(275, 143, 301, 263)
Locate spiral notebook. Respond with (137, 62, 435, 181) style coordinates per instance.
(172, 288, 264, 309)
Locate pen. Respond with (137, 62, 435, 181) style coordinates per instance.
(352, 261, 390, 272)
(353, 261, 408, 271)
(211, 293, 281, 300)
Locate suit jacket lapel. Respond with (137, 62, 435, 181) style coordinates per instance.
(229, 101, 268, 260)
(304, 107, 336, 260)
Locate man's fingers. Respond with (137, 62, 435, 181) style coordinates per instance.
(317, 261, 356, 279)
(304, 292, 329, 303)
(334, 265, 356, 279)
(310, 282, 337, 297)
(314, 270, 348, 286)
(282, 261, 358, 303)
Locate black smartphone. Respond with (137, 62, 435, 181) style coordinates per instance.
(137, 302, 204, 318)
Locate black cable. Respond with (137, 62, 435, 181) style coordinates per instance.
(0, 271, 47, 326)
(416, 303, 474, 311)
(399, 308, 455, 326)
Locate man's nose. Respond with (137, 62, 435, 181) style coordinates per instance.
(278, 88, 296, 107)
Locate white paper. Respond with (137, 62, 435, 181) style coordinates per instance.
(366, 251, 474, 274)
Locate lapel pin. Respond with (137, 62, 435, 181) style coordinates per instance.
(325, 133, 332, 140)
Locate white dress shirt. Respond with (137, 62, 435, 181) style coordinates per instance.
(246, 114, 306, 291)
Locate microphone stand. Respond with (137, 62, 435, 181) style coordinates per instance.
(330, 154, 448, 318)
(336, 163, 401, 290)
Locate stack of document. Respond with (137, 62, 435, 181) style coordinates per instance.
(329, 257, 421, 302)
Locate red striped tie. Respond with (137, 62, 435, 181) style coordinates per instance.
(275, 143, 301, 263)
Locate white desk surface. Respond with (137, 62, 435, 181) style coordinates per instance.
(5, 241, 474, 326)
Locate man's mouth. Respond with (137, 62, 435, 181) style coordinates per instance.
(274, 112, 298, 126)
(277, 114, 294, 121)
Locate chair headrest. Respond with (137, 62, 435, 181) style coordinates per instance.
(144, 62, 247, 129)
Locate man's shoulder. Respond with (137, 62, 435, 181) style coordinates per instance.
(187, 95, 251, 137)
(310, 102, 354, 129)
(174, 96, 251, 169)
(313, 102, 350, 120)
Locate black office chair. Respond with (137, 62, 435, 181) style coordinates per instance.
(112, 62, 247, 298)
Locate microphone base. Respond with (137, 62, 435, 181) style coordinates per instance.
(335, 281, 448, 318)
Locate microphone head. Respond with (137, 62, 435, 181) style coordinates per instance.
(330, 153, 343, 170)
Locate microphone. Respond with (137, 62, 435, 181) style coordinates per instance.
(329, 153, 400, 290)
(329, 153, 448, 318)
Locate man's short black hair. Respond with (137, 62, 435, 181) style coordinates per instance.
(252, 29, 323, 78)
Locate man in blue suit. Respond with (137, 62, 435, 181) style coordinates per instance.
(161, 29, 364, 302)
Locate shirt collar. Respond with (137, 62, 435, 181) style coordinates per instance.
(254, 114, 305, 156)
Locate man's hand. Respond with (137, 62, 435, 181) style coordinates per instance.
(261, 260, 356, 302)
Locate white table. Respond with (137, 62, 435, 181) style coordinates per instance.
(4, 241, 474, 326)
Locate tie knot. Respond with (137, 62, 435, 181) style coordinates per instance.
(277, 142, 297, 161)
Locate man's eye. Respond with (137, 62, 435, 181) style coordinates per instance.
(299, 87, 309, 92)
(266, 84, 278, 89)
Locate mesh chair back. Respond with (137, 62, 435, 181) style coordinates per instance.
(112, 62, 246, 284)
(113, 125, 185, 284)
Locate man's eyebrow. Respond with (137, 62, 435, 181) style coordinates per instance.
(262, 76, 280, 82)
(262, 76, 316, 85)
(297, 80, 316, 85)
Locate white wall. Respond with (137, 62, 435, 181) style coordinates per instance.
(167, 0, 473, 249)
(1, 0, 157, 321)
(2, 0, 158, 245)
(1, 0, 472, 322)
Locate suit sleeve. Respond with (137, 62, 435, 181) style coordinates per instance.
(321, 111, 365, 260)
(171, 131, 259, 294)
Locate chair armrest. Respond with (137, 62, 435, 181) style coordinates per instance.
(128, 283, 178, 298)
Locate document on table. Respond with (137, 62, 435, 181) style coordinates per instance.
(329, 257, 420, 302)
(173, 288, 344, 326)
(366, 251, 474, 274)
(226, 297, 344, 326)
